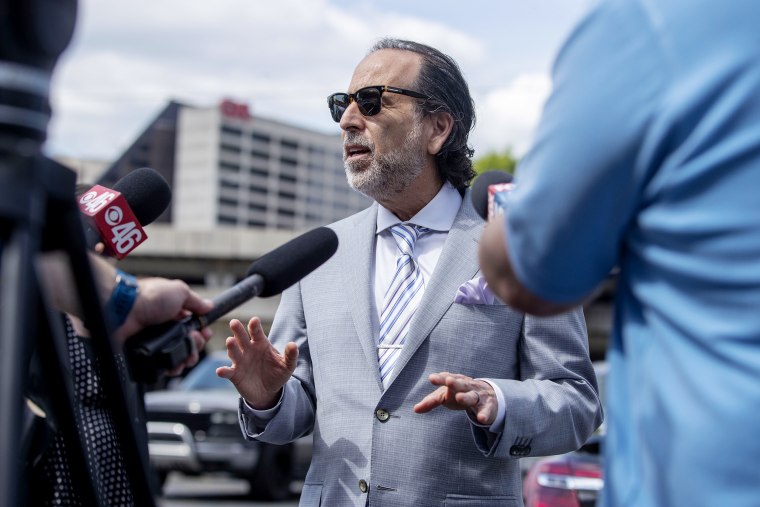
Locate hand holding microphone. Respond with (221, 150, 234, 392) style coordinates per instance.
(124, 227, 339, 384)
(78, 167, 172, 258)
(470, 170, 514, 221)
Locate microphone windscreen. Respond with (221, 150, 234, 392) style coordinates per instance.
(246, 227, 339, 297)
(112, 167, 172, 226)
(470, 170, 513, 220)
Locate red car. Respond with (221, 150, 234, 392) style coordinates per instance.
(522, 362, 607, 507)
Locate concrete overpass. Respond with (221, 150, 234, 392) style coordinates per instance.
(118, 224, 612, 360)
(116, 225, 302, 347)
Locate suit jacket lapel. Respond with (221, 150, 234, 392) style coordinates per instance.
(344, 204, 384, 383)
(383, 190, 483, 387)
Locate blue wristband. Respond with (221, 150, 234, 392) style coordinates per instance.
(106, 269, 139, 328)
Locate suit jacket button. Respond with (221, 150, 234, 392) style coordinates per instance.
(375, 408, 390, 422)
(359, 479, 368, 493)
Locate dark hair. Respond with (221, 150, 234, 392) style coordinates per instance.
(369, 38, 477, 189)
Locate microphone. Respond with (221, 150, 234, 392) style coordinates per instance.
(124, 227, 339, 383)
(470, 170, 514, 221)
(77, 167, 172, 259)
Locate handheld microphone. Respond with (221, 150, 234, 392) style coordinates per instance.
(124, 226, 339, 383)
(78, 167, 171, 258)
(470, 170, 514, 221)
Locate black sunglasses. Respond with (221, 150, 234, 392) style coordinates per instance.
(327, 85, 428, 123)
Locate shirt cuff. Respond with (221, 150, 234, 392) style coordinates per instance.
(241, 388, 284, 419)
(478, 379, 506, 433)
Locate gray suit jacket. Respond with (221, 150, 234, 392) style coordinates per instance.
(240, 191, 603, 506)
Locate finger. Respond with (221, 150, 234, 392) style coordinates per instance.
(225, 336, 245, 362)
(216, 366, 234, 380)
(182, 290, 214, 315)
(413, 386, 448, 413)
(454, 390, 480, 408)
(229, 319, 252, 348)
(247, 317, 267, 345)
(183, 350, 199, 369)
(427, 371, 454, 386)
(167, 364, 184, 377)
(191, 332, 205, 355)
(283, 342, 299, 372)
(167, 348, 196, 377)
(444, 375, 473, 393)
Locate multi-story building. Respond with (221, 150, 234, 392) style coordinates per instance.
(67, 100, 613, 360)
(99, 99, 371, 230)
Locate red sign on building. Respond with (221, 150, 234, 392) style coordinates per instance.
(219, 99, 251, 120)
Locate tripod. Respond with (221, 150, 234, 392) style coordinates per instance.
(0, 1, 156, 505)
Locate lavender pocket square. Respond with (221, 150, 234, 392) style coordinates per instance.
(454, 276, 500, 305)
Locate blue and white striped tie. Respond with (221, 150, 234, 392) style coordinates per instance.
(378, 223, 430, 386)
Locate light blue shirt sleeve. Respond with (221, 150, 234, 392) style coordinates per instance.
(504, 0, 668, 303)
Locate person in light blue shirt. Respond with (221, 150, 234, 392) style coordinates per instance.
(479, 0, 760, 506)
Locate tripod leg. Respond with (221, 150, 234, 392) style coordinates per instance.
(0, 225, 41, 507)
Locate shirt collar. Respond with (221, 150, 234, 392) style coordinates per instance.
(376, 182, 462, 234)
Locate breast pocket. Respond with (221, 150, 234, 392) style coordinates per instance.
(442, 301, 519, 323)
(432, 303, 524, 378)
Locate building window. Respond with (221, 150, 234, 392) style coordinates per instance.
(220, 161, 240, 172)
(281, 139, 298, 150)
(220, 143, 242, 154)
(221, 125, 242, 136)
(252, 132, 271, 143)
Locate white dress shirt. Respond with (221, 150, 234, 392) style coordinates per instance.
(373, 182, 462, 325)
(246, 182, 506, 434)
(374, 182, 506, 433)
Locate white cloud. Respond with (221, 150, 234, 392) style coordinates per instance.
(471, 73, 552, 158)
(45, 0, 579, 162)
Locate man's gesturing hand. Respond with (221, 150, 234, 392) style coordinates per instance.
(413, 372, 498, 426)
(216, 317, 298, 410)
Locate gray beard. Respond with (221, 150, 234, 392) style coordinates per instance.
(344, 121, 425, 202)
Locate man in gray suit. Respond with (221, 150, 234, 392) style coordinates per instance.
(217, 38, 603, 506)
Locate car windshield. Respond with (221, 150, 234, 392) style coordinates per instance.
(179, 355, 236, 391)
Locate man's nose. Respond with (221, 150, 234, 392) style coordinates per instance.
(339, 100, 365, 131)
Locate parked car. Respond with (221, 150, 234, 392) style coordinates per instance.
(522, 362, 607, 507)
(144, 351, 312, 500)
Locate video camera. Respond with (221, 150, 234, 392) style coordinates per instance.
(0, 2, 159, 505)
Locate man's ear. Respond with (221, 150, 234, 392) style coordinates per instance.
(426, 111, 454, 156)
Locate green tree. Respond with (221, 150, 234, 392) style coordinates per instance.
(473, 148, 518, 176)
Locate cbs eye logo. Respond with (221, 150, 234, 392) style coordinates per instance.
(104, 204, 143, 254)
(105, 205, 124, 226)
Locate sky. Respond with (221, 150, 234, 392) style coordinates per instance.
(46, 0, 595, 163)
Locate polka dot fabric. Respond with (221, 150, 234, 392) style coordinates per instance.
(34, 316, 135, 506)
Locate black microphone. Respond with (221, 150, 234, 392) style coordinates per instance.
(110, 167, 172, 226)
(78, 167, 171, 257)
(470, 170, 513, 220)
(124, 227, 339, 383)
